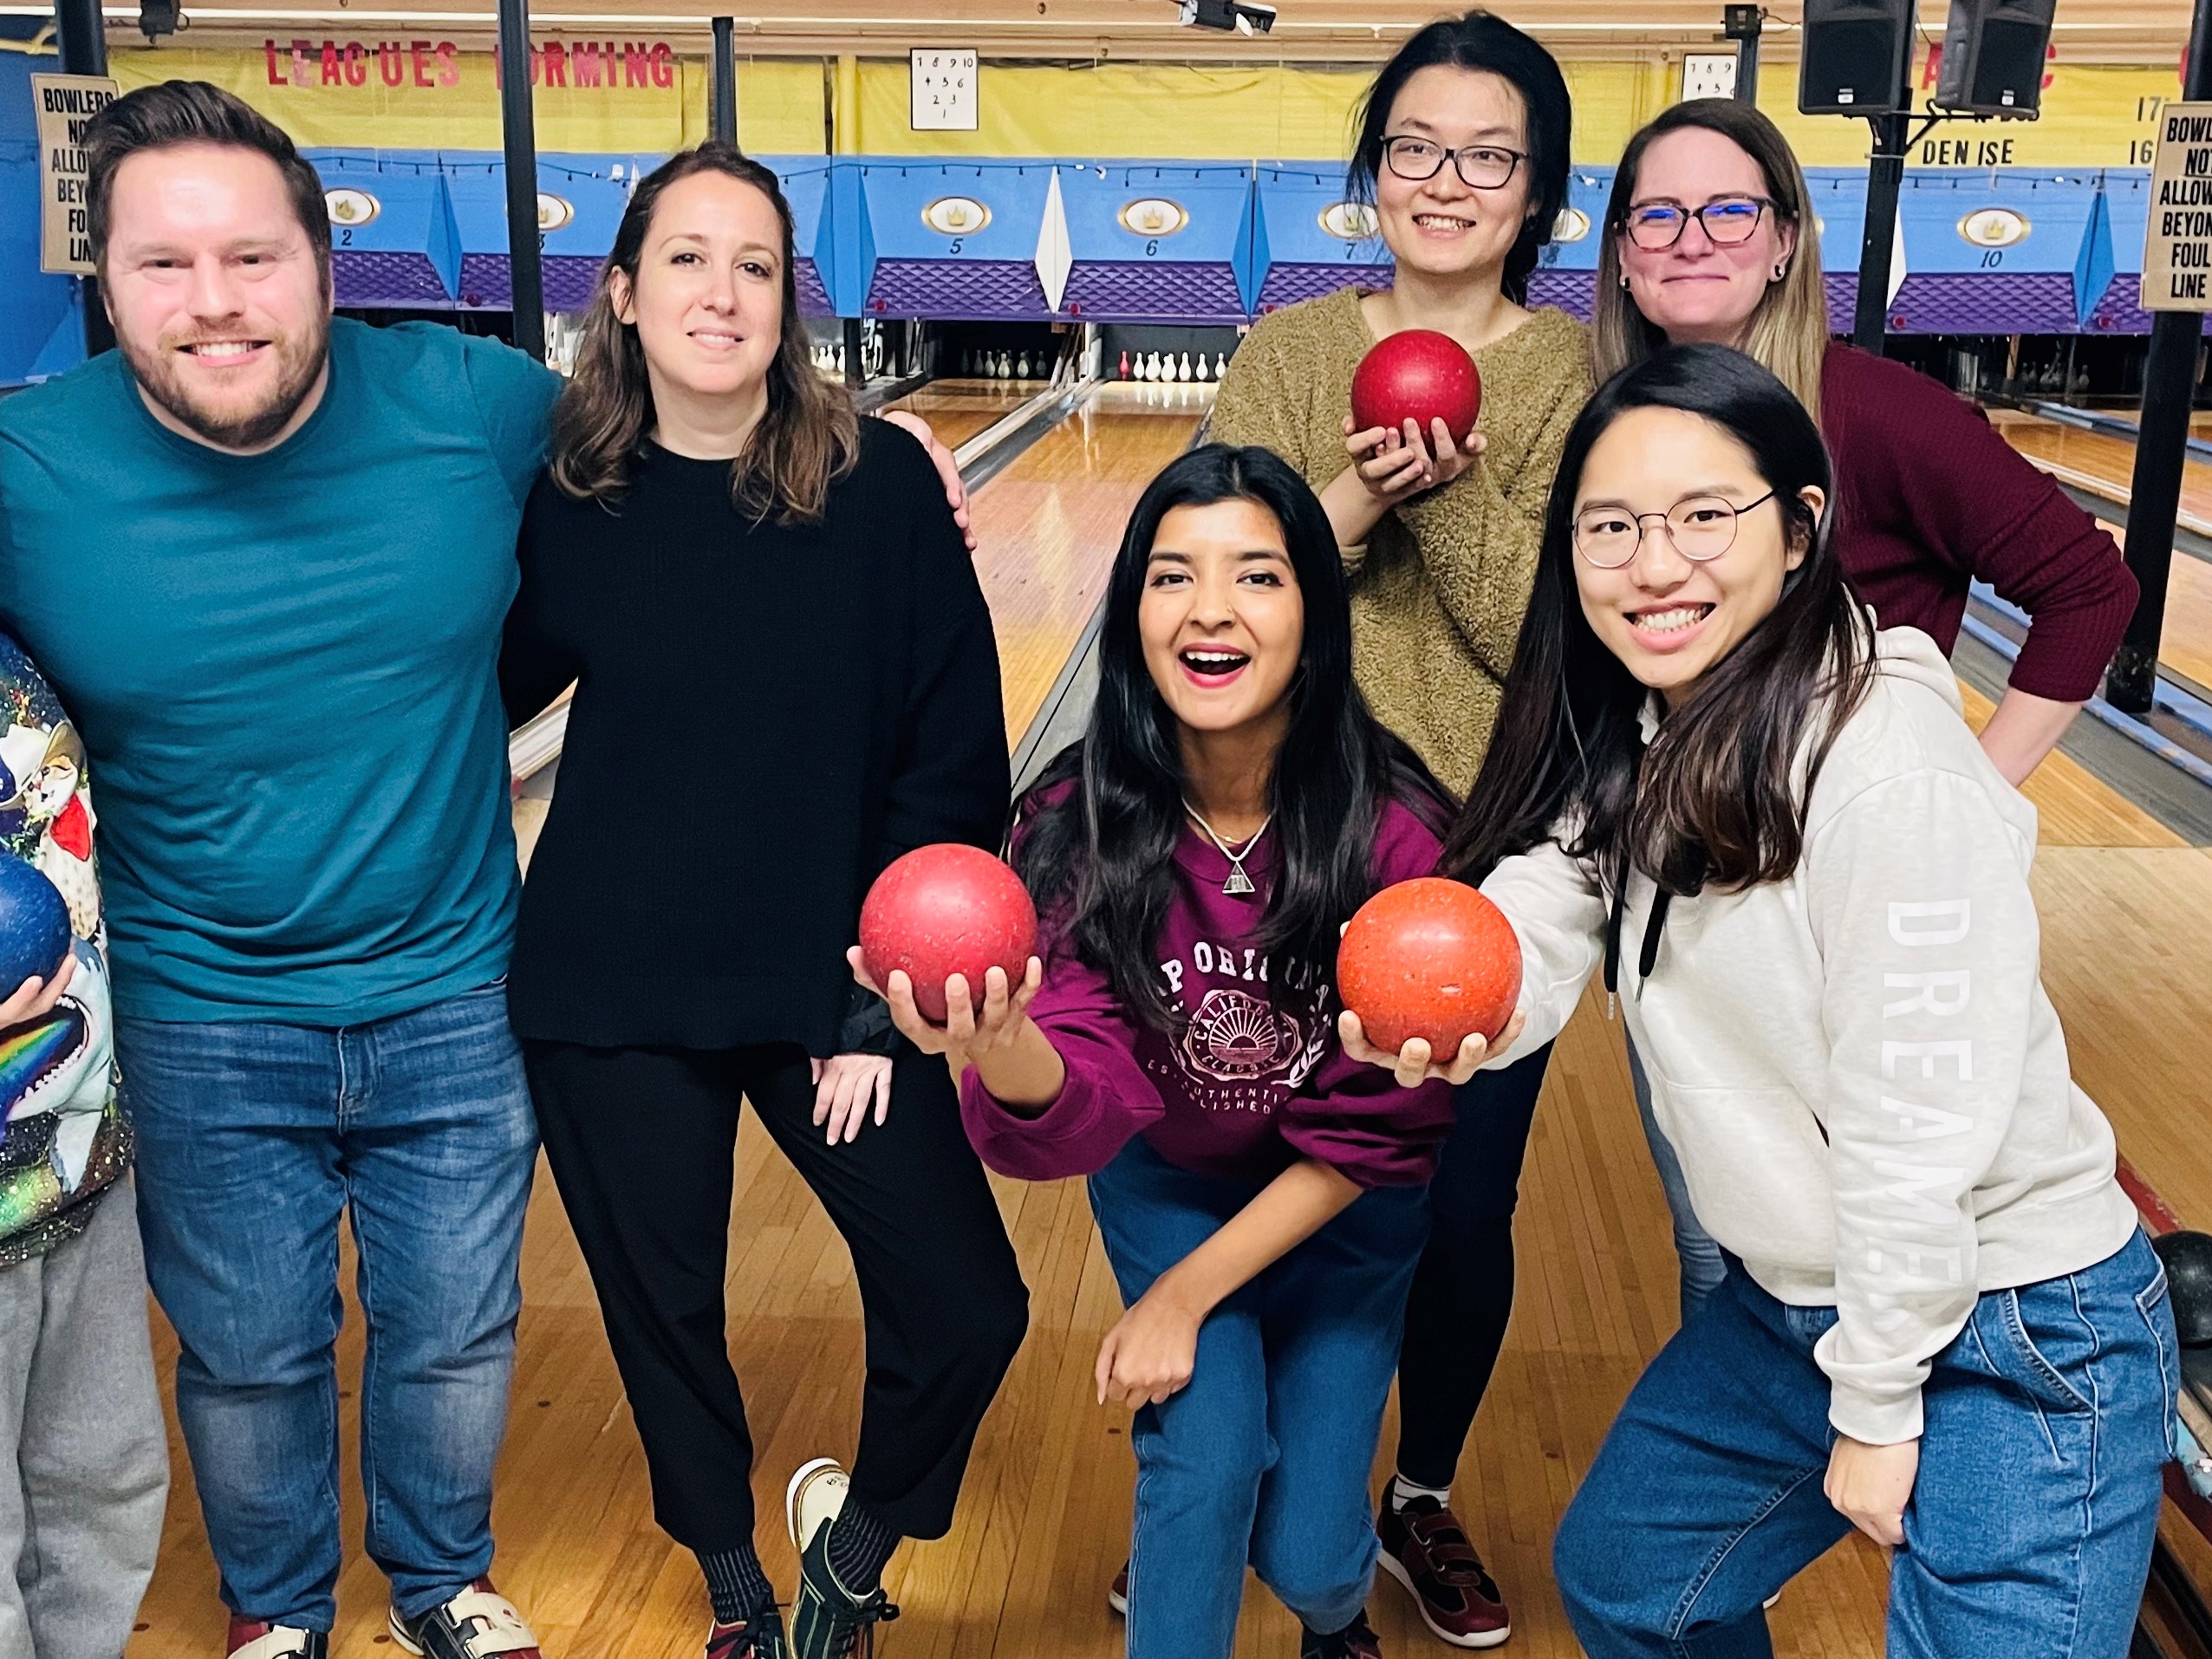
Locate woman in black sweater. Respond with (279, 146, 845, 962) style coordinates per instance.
(500, 143, 1029, 1659)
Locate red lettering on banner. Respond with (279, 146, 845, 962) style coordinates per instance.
(320, 41, 341, 84)
(624, 41, 649, 86)
(436, 42, 459, 85)
(379, 39, 405, 86)
(344, 40, 367, 86)
(574, 41, 601, 87)
(290, 39, 312, 86)
(410, 39, 434, 86)
(649, 42, 672, 88)
(543, 40, 568, 85)
(264, 38, 284, 83)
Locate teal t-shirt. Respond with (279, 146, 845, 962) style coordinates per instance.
(0, 319, 561, 1023)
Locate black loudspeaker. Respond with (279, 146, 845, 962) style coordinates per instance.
(1798, 0, 1916, 115)
(1933, 0, 2056, 115)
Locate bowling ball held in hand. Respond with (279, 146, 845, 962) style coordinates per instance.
(1350, 330, 1482, 445)
(1337, 877, 1520, 1057)
(860, 843, 1038, 1024)
(0, 857, 71, 993)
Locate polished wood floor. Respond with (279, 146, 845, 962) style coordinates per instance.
(129, 389, 2212, 1659)
(880, 379, 1048, 452)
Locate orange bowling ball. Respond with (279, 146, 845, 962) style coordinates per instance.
(1349, 329, 1482, 443)
(1337, 877, 1521, 1056)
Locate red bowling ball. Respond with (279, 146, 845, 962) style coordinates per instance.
(1337, 877, 1521, 1057)
(860, 843, 1039, 1025)
(1349, 329, 1483, 444)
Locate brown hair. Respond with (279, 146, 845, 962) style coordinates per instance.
(551, 141, 856, 524)
(83, 80, 331, 283)
(1591, 100, 1828, 423)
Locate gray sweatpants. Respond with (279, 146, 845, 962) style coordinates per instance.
(0, 1177, 167, 1659)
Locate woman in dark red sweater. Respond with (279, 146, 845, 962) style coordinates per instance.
(1584, 97, 2137, 1318)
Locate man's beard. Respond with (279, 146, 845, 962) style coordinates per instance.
(123, 313, 330, 452)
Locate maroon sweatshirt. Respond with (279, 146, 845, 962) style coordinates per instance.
(1821, 342, 2137, 704)
(959, 794, 1456, 1191)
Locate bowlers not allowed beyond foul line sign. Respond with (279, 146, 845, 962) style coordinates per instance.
(29, 74, 117, 276)
(2144, 100, 2212, 312)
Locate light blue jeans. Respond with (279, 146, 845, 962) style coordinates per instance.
(1554, 1231, 2178, 1657)
(1089, 1137, 1428, 1659)
(120, 984, 537, 1631)
(1628, 1042, 1727, 1320)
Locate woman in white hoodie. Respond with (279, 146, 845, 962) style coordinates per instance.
(1346, 342, 2177, 1657)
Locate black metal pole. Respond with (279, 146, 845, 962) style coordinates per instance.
(53, 0, 114, 357)
(1724, 5, 1760, 105)
(1851, 109, 1909, 355)
(496, 0, 544, 361)
(2106, 0, 2212, 712)
(711, 16, 736, 145)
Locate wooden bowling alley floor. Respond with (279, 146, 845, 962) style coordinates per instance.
(128, 404, 2212, 1659)
(878, 378, 1051, 452)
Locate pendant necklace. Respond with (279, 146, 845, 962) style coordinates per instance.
(1182, 799, 1272, 897)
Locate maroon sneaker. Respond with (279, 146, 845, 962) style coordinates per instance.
(226, 1620, 327, 1659)
(1107, 1562, 1129, 1615)
(1376, 1497, 1510, 1648)
(704, 1610, 789, 1659)
(1300, 1610, 1383, 1659)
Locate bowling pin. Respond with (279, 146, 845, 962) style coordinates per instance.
(1148, 351, 1163, 381)
(1215, 353, 1228, 380)
(999, 350, 1013, 379)
(1117, 349, 1130, 380)
(1178, 353, 1191, 381)
(1017, 352, 1031, 379)
(1194, 353, 1211, 382)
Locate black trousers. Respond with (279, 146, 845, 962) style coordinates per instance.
(1392, 1040, 1556, 1490)
(525, 1040, 1030, 1552)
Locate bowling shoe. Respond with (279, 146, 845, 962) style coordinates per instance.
(387, 1579, 542, 1659)
(1376, 1497, 1510, 1648)
(1107, 1562, 1129, 1615)
(225, 1620, 328, 1659)
(704, 1611, 789, 1659)
(785, 1460, 899, 1659)
(1299, 1610, 1383, 1658)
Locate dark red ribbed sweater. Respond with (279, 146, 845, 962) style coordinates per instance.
(1819, 342, 2137, 703)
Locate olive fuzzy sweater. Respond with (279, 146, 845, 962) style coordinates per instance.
(1210, 288, 1591, 794)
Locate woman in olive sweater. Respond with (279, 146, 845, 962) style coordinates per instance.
(1207, 12, 1588, 1649)
(500, 144, 1028, 1659)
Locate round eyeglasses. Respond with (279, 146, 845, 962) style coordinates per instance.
(1622, 195, 1774, 251)
(1573, 490, 1777, 569)
(1382, 135, 1526, 192)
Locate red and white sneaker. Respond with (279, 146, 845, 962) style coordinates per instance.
(1376, 1498, 1510, 1649)
(388, 1579, 543, 1659)
(226, 1619, 328, 1659)
(1108, 1563, 1129, 1616)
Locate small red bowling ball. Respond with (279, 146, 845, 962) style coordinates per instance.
(1350, 329, 1482, 442)
(860, 843, 1038, 1025)
(1337, 877, 1520, 1057)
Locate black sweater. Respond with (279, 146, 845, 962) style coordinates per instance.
(500, 421, 1009, 1054)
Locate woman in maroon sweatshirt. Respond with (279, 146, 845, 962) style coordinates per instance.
(1577, 96, 2141, 1324)
(854, 445, 1466, 1659)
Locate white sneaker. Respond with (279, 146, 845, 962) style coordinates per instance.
(785, 1457, 850, 1553)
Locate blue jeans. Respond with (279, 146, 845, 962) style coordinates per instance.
(1554, 1232, 2178, 1658)
(120, 984, 537, 1631)
(1626, 1042, 1727, 1321)
(1089, 1138, 1428, 1659)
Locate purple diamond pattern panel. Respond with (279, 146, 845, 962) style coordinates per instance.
(1527, 270, 1594, 322)
(333, 251, 452, 309)
(457, 253, 605, 313)
(1255, 263, 1392, 314)
(1825, 272, 1858, 337)
(2085, 277, 2212, 336)
(1061, 261, 1246, 323)
(1887, 272, 2076, 335)
(796, 259, 832, 319)
(865, 259, 1051, 320)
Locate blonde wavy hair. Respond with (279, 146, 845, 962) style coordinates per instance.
(551, 141, 857, 523)
(1591, 101, 1829, 423)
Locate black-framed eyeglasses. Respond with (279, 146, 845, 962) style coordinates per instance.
(1573, 489, 1777, 569)
(1621, 194, 1774, 250)
(1382, 135, 1526, 191)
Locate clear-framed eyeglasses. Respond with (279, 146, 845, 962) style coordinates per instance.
(1382, 135, 1526, 191)
(1572, 490, 1777, 569)
(1622, 195, 1774, 250)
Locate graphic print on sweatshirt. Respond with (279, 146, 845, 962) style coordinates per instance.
(1148, 941, 1332, 1117)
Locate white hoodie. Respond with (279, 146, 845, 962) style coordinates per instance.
(1481, 625, 2141, 1445)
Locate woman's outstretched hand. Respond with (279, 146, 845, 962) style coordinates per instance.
(1341, 414, 1484, 507)
(810, 1052, 893, 1144)
(847, 947, 1043, 1061)
(1096, 1285, 1201, 1409)
(1337, 1006, 1526, 1088)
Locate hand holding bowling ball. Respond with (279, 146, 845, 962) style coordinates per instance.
(854, 843, 1042, 1055)
(0, 858, 74, 1029)
(1336, 878, 1525, 1089)
(1344, 330, 1485, 505)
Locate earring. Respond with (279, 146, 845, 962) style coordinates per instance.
(1773, 263, 1788, 282)
(1619, 273, 1631, 290)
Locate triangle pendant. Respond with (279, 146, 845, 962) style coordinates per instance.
(1222, 867, 1256, 896)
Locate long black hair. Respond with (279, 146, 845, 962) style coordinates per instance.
(1018, 445, 1451, 1029)
(1348, 10, 1572, 307)
(1444, 344, 1875, 901)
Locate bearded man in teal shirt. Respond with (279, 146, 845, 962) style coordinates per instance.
(0, 83, 557, 1659)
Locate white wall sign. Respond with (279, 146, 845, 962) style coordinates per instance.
(30, 74, 118, 276)
(911, 48, 978, 132)
(1682, 52, 1739, 101)
(2143, 101, 2212, 312)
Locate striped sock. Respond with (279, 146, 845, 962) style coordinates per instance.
(824, 1499, 900, 1594)
(699, 1544, 774, 1625)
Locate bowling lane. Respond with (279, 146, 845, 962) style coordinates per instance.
(880, 377, 1053, 450)
(1988, 408, 2212, 535)
(966, 381, 1213, 744)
